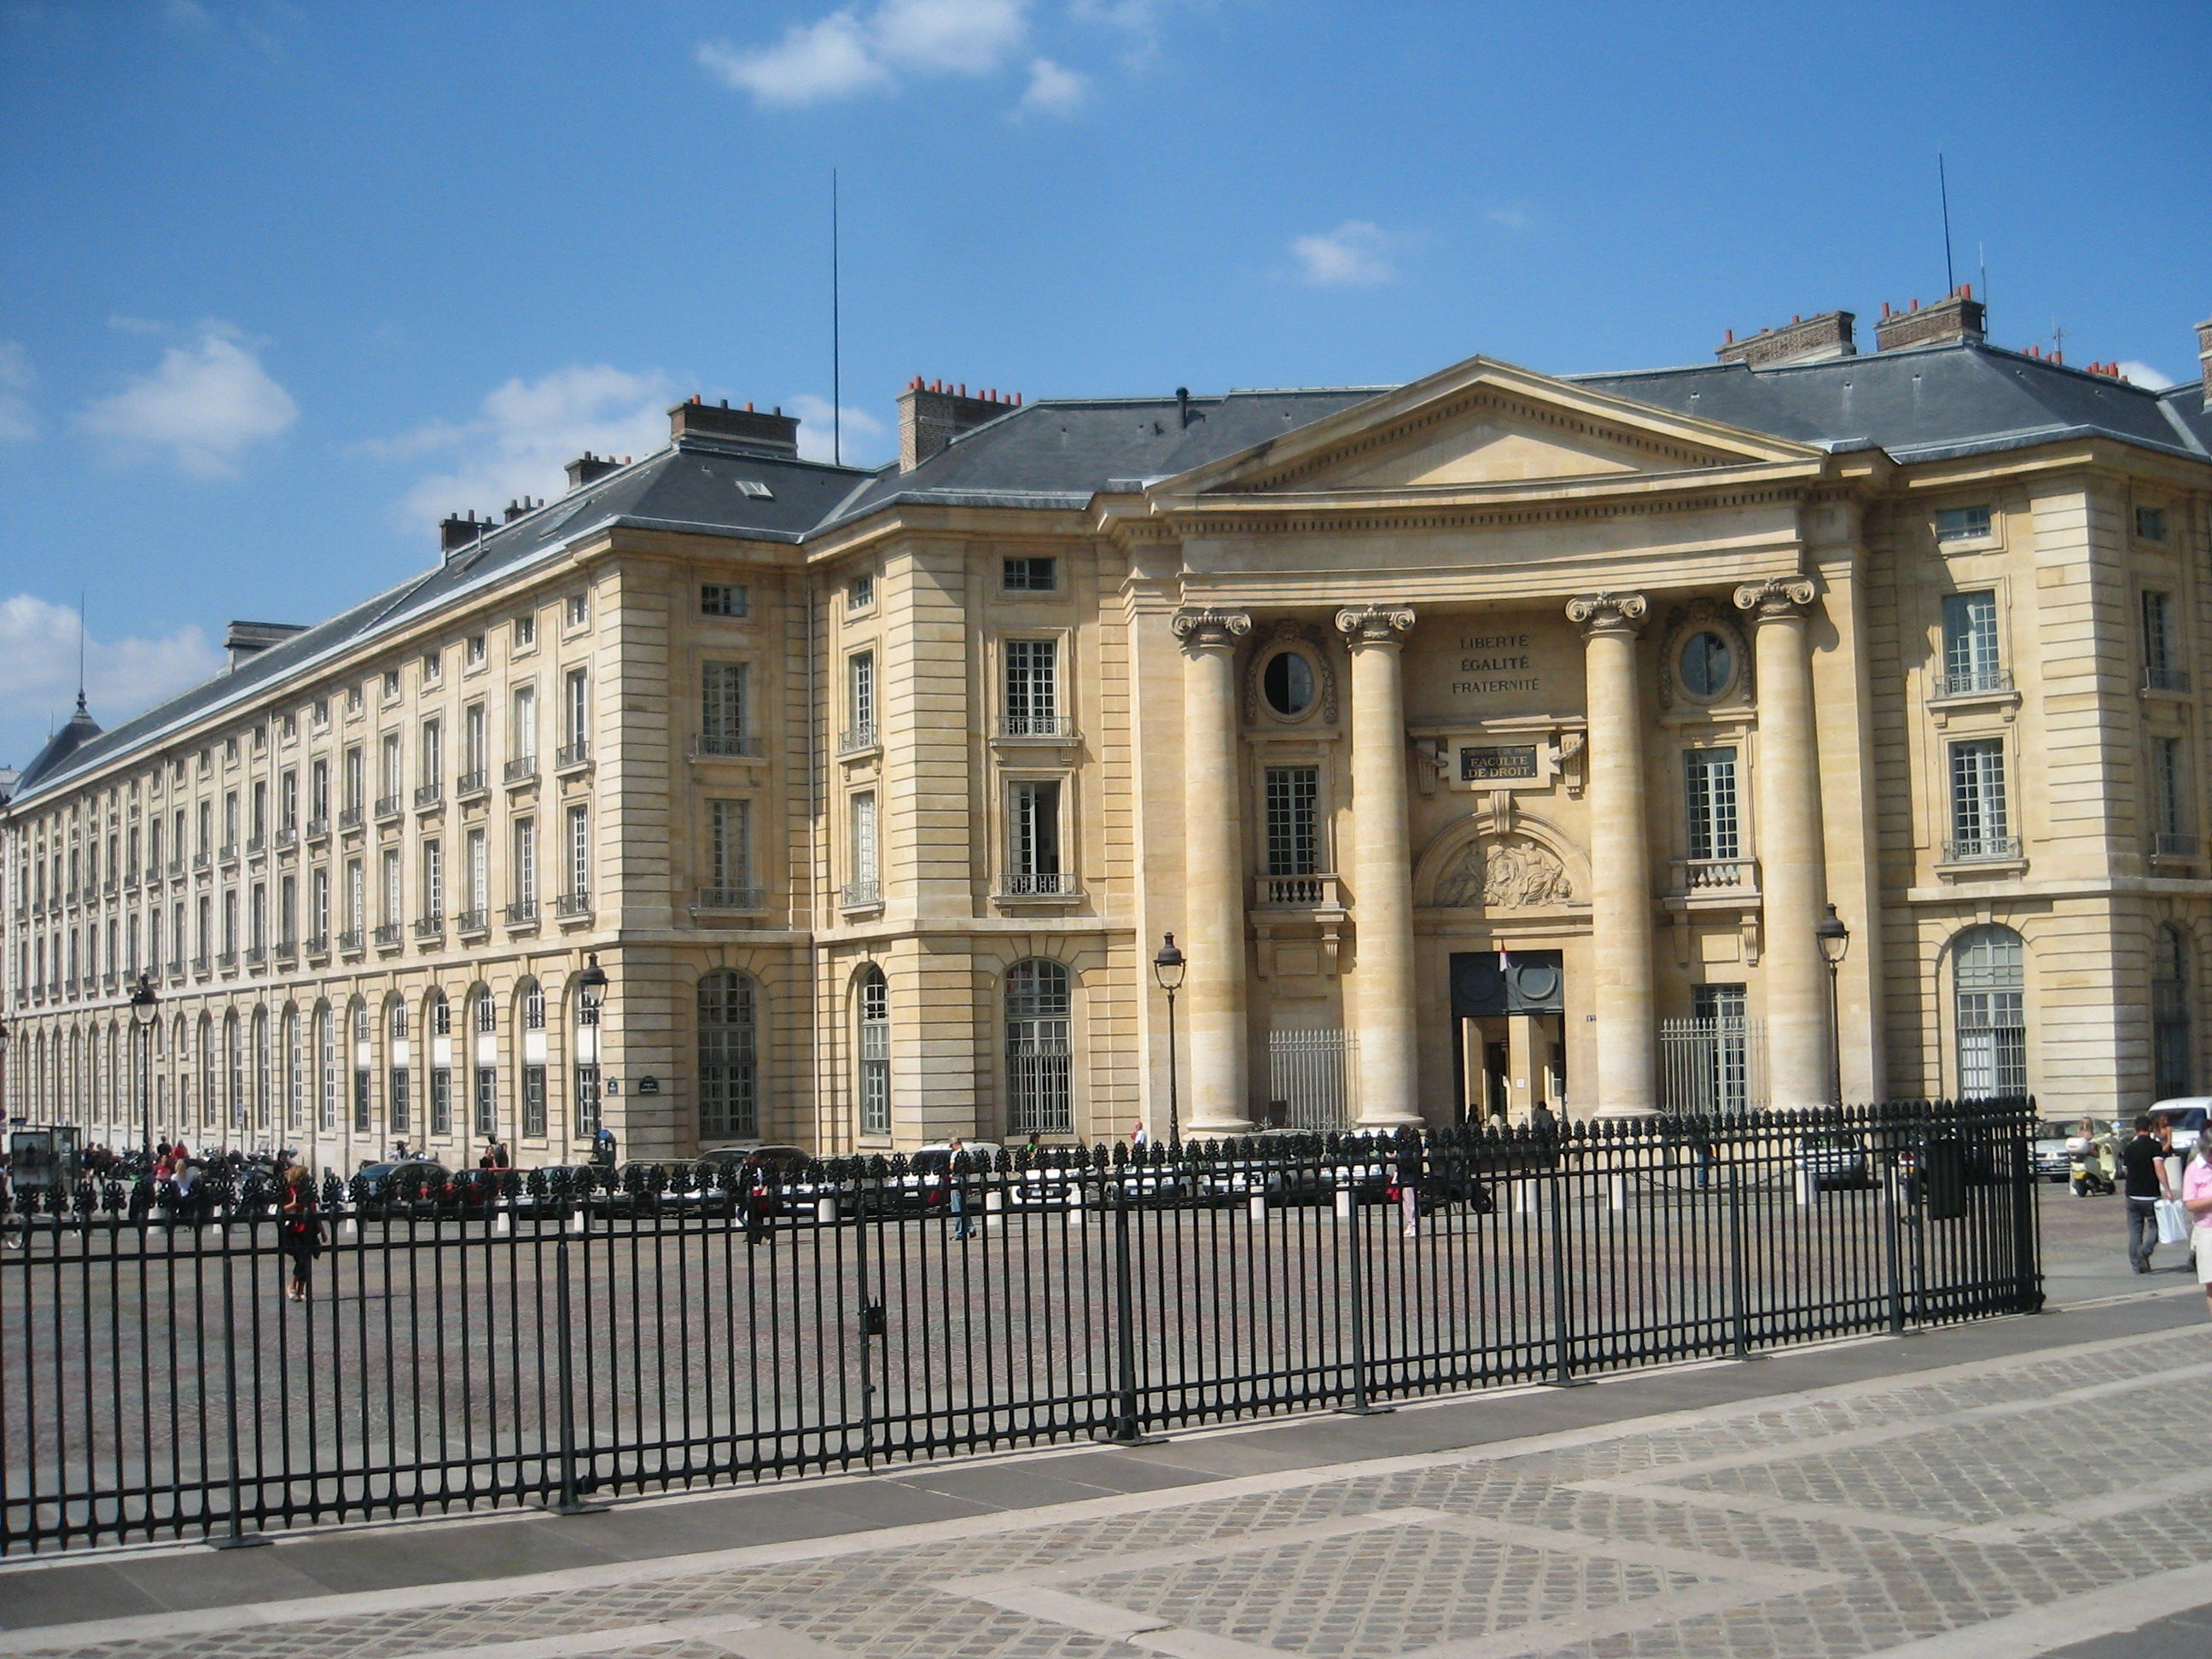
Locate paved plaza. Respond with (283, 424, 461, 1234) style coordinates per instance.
(0, 1191, 2205, 1659)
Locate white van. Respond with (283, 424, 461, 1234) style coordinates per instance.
(2148, 1100, 2209, 1155)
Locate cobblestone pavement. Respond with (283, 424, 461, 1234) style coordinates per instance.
(3, 1305, 2210, 1659)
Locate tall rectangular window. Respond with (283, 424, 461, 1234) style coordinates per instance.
(419, 719, 441, 790)
(1691, 983, 1750, 1117)
(859, 972, 889, 1136)
(708, 799, 751, 901)
(512, 817, 537, 909)
(381, 847, 402, 925)
(467, 828, 487, 914)
(251, 779, 267, 841)
(2144, 591, 2182, 689)
(279, 769, 296, 830)
(249, 882, 265, 951)
(1941, 591, 2002, 695)
(849, 791, 878, 899)
(346, 859, 365, 938)
(422, 839, 443, 917)
(464, 702, 487, 775)
(847, 650, 876, 747)
(280, 874, 295, 946)
(311, 870, 329, 944)
(1948, 739, 2011, 859)
(1263, 766, 1319, 876)
(1006, 780, 1062, 893)
(702, 662, 748, 754)
(310, 759, 329, 821)
(2155, 736, 2190, 849)
(1684, 748, 1740, 861)
(509, 684, 537, 762)
(564, 669, 588, 754)
(343, 747, 364, 813)
(1003, 640, 1059, 736)
(566, 804, 589, 899)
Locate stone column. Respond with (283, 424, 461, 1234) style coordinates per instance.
(1336, 605, 1423, 1126)
(1567, 592, 1657, 1117)
(1172, 607, 1254, 1133)
(1735, 577, 1831, 1109)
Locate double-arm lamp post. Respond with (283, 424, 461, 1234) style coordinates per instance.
(130, 974, 160, 1163)
(1150, 934, 1185, 1148)
(1814, 905, 1851, 1108)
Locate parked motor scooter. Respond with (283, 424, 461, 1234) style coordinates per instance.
(2067, 1129, 2115, 1196)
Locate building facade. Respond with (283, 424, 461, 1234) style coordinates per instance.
(6, 294, 2212, 1167)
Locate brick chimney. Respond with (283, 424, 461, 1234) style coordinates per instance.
(667, 396, 800, 455)
(563, 452, 621, 492)
(1715, 311, 1857, 368)
(224, 620, 306, 671)
(898, 379, 1020, 472)
(2197, 317, 2212, 411)
(439, 509, 492, 554)
(1874, 286, 1987, 352)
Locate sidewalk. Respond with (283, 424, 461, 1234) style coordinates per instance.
(0, 1251, 2207, 1659)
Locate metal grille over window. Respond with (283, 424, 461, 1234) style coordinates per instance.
(1941, 591, 2005, 696)
(1947, 739, 2015, 860)
(1002, 639, 1062, 736)
(859, 967, 889, 1136)
(1660, 984, 1764, 1116)
(1954, 925, 2026, 1097)
(1004, 959, 1072, 1133)
(698, 970, 758, 1141)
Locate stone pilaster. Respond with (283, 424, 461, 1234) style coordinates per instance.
(1171, 607, 1253, 1133)
(1567, 592, 1656, 1117)
(1335, 604, 1423, 1126)
(1735, 576, 1831, 1109)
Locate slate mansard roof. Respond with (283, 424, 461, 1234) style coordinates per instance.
(11, 340, 2208, 807)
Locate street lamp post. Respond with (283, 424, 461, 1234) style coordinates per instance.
(0, 1018, 9, 1131)
(1814, 905, 1851, 1108)
(574, 953, 608, 1155)
(130, 974, 160, 1165)
(1151, 934, 1185, 1147)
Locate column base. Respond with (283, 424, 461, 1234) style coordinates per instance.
(1185, 1119, 1254, 1138)
(1355, 1110, 1423, 1130)
(1595, 1104, 1660, 1120)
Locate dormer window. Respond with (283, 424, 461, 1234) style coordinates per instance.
(1935, 505, 1992, 544)
(847, 573, 875, 613)
(1004, 556, 1057, 592)
(2137, 505, 2169, 543)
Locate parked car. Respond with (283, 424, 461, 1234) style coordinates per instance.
(2032, 1119, 2081, 1181)
(1794, 1132, 1872, 1190)
(352, 1161, 458, 1219)
(1196, 1131, 1337, 1207)
(880, 1143, 1004, 1215)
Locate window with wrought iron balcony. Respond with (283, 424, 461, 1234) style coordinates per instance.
(697, 885, 764, 911)
(837, 723, 877, 756)
(456, 769, 488, 798)
(413, 914, 442, 940)
(374, 794, 403, 822)
(336, 928, 364, 953)
(839, 878, 881, 909)
(413, 782, 443, 809)
(305, 816, 329, 841)
(553, 740, 590, 772)
(503, 755, 538, 784)
(504, 899, 539, 926)
(554, 890, 591, 918)
(373, 922, 402, 947)
(454, 907, 488, 935)
(337, 806, 363, 831)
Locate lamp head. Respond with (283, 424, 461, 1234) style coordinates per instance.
(575, 952, 609, 995)
(1151, 933, 1186, 992)
(1814, 904, 1851, 966)
(129, 973, 160, 1027)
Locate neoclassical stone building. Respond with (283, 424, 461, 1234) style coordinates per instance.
(6, 292, 2212, 1165)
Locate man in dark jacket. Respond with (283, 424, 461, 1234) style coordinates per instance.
(2122, 1114, 2175, 1273)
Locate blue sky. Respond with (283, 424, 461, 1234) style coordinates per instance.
(3, 0, 2208, 769)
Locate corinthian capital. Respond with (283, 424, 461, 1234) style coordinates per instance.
(1170, 607, 1252, 650)
(1732, 576, 1819, 620)
(1565, 592, 1648, 637)
(1333, 604, 1417, 648)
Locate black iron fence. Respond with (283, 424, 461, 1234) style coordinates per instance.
(0, 1098, 2038, 1555)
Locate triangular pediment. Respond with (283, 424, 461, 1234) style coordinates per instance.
(1167, 355, 1822, 499)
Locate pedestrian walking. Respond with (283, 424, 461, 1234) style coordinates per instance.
(2122, 1115, 2174, 1273)
(948, 1138, 975, 1241)
(0, 1154, 20, 1251)
(2185, 1138, 2212, 1320)
(277, 1164, 326, 1301)
(1394, 1128, 1423, 1237)
(1131, 1118, 1150, 1150)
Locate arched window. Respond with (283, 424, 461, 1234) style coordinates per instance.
(470, 989, 497, 1139)
(1953, 925, 2026, 1099)
(252, 1006, 270, 1133)
(2155, 924, 2191, 1099)
(858, 966, 889, 1137)
(197, 1013, 216, 1130)
(573, 976, 604, 1138)
(387, 995, 412, 1138)
(1004, 959, 1073, 1135)
(315, 1002, 337, 1132)
(699, 971, 758, 1142)
(170, 1015, 189, 1131)
(282, 1005, 302, 1133)
(349, 997, 373, 1136)
(516, 979, 547, 1139)
(425, 991, 452, 1138)
(224, 1010, 244, 1131)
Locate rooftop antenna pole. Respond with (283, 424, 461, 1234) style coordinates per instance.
(831, 167, 841, 468)
(1938, 151, 1957, 294)
(1978, 241, 1988, 316)
(76, 591, 86, 712)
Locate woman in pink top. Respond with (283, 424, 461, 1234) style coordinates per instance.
(2184, 1147, 2212, 1320)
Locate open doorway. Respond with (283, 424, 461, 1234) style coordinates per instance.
(1449, 952, 1565, 1123)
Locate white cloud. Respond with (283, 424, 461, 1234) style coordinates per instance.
(2117, 360, 2177, 391)
(698, 0, 1027, 107)
(78, 326, 297, 478)
(368, 364, 678, 533)
(0, 342, 34, 441)
(1018, 55, 1086, 115)
(1487, 206, 1530, 231)
(0, 595, 224, 768)
(786, 393, 890, 464)
(1291, 221, 1397, 288)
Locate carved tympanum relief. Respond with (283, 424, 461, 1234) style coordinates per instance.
(1433, 835, 1575, 910)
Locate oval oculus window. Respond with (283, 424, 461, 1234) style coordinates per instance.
(1262, 650, 1316, 718)
(1678, 631, 1734, 701)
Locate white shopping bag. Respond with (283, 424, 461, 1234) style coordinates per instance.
(2156, 1198, 2191, 1245)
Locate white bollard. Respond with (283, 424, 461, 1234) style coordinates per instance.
(341, 1214, 358, 1239)
(1516, 1179, 1538, 1215)
(1334, 1189, 1354, 1222)
(985, 1190, 1004, 1214)
(568, 1208, 586, 1233)
(816, 1196, 838, 1226)
(494, 1208, 511, 1235)
(1795, 1170, 1816, 1208)
(1248, 1192, 1267, 1224)
(1609, 1176, 1627, 1212)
